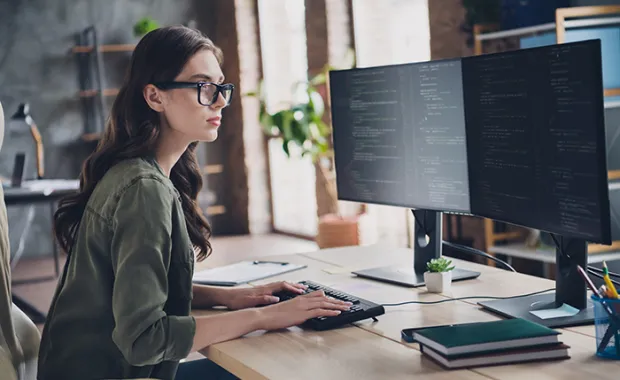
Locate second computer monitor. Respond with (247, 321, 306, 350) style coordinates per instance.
(329, 39, 611, 245)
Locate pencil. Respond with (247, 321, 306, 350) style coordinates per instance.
(603, 261, 619, 299)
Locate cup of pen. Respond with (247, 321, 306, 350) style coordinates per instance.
(591, 294, 620, 359)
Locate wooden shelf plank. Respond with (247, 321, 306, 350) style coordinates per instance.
(81, 133, 101, 142)
(604, 88, 620, 97)
(206, 205, 226, 215)
(73, 44, 135, 53)
(588, 240, 620, 254)
(78, 88, 119, 98)
(609, 170, 620, 181)
(490, 242, 620, 263)
(476, 16, 620, 41)
(204, 164, 224, 174)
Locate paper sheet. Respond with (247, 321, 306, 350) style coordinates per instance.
(529, 303, 580, 319)
(193, 261, 306, 285)
(22, 179, 80, 191)
(322, 267, 356, 274)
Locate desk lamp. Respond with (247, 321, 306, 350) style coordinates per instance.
(11, 103, 44, 179)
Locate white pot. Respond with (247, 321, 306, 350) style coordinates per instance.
(424, 271, 452, 293)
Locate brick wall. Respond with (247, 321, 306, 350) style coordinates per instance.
(235, 0, 272, 234)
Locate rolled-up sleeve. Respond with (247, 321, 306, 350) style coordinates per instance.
(110, 177, 195, 366)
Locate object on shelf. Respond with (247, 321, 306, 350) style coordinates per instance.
(11, 103, 44, 179)
(133, 17, 159, 38)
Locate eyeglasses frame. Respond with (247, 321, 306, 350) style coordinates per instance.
(153, 81, 235, 107)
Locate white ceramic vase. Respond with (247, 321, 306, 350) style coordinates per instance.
(424, 271, 452, 293)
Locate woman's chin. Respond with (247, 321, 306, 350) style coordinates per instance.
(200, 129, 219, 142)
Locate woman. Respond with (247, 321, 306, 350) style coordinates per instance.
(37, 26, 350, 380)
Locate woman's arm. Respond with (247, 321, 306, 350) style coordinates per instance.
(189, 308, 262, 352)
(191, 284, 227, 308)
(192, 282, 307, 310)
(189, 290, 351, 352)
(110, 178, 195, 366)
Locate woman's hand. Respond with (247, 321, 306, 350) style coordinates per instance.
(256, 290, 352, 331)
(222, 281, 308, 310)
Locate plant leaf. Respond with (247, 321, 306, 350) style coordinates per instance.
(310, 72, 327, 86)
(282, 139, 290, 157)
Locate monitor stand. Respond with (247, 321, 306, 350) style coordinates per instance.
(352, 209, 481, 287)
(479, 235, 594, 328)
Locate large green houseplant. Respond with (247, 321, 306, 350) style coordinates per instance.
(248, 54, 358, 246)
(248, 56, 353, 217)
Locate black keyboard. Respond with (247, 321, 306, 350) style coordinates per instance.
(273, 280, 385, 331)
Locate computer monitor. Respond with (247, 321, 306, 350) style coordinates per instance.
(329, 39, 611, 328)
(329, 57, 481, 286)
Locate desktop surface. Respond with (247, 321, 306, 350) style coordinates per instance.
(194, 245, 618, 380)
(352, 266, 480, 287)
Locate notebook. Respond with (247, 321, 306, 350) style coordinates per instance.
(420, 342, 570, 369)
(412, 318, 560, 356)
(192, 260, 307, 286)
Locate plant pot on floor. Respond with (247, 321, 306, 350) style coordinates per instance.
(424, 271, 452, 293)
(316, 214, 361, 249)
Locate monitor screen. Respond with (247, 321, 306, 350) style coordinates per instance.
(329, 59, 471, 214)
(329, 39, 611, 244)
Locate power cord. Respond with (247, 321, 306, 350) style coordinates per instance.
(381, 288, 555, 307)
(587, 267, 620, 287)
(587, 265, 620, 279)
(442, 240, 516, 272)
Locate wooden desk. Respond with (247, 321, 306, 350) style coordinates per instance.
(3, 180, 78, 323)
(197, 245, 620, 379)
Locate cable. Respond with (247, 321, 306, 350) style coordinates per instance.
(587, 265, 620, 280)
(381, 288, 555, 307)
(587, 268, 620, 287)
(442, 240, 516, 272)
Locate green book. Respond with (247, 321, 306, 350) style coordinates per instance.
(412, 318, 560, 356)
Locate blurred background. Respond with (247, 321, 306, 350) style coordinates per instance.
(3, 0, 620, 320)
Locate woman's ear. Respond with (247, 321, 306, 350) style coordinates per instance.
(143, 84, 166, 112)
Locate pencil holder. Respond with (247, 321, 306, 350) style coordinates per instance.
(591, 295, 620, 360)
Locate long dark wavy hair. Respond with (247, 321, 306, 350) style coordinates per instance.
(54, 26, 221, 261)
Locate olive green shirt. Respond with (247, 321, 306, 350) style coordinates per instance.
(37, 157, 196, 380)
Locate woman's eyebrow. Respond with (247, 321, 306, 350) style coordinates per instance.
(189, 73, 225, 83)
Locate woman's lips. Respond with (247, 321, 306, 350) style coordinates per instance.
(208, 116, 221, 127)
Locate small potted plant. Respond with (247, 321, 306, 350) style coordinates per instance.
(424, 257, 455, 293)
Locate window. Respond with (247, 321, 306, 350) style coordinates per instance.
(258, 0, 318, 237)
(351, 0, 431, 246)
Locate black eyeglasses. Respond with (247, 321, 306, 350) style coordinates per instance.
(153, 81, 235, 107)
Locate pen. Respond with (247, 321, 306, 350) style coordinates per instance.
(252, 260, 289, 265)
(603, 261, 619, 299)
(577, 265, 603, 298)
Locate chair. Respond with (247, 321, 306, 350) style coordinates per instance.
(0, 100, 41, 380)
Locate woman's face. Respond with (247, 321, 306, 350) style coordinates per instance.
(145, 49, 228, 143)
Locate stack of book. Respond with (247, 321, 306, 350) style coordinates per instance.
(412, 318, 570, 369)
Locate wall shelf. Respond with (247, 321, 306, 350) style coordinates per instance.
(475, 16, 620, 42)
(78, 88, 119, 98)
(72, 44, 136, 54)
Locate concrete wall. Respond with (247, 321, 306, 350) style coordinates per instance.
(0, 0, 202, 258)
